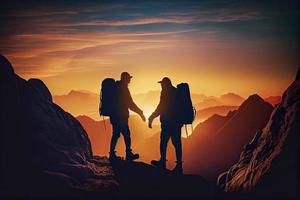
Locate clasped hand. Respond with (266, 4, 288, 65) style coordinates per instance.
(139, 111, 154, 129)
(139, 112, 146, 122)
(148, 115, 154, 129)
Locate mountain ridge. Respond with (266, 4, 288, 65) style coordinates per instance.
(218, 67, 300, 199)
(184, 93, 273, 180)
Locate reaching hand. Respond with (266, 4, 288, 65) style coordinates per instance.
(137, 110, 146, 122)
(140, 112, 146, 122)
(148, 120, 152, 129)
(148, 115, 154, 128)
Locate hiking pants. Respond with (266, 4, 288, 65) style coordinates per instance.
(110, 120, 131, 153)
(160, 123, 182, 162)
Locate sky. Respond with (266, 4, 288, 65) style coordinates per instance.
(1, 0, 299, 97)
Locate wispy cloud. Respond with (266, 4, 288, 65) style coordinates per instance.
(4, 27, 191, 77)
(1, 0, 298, 80)
(38, 10, 264, 28)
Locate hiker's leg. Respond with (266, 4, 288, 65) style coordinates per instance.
(160, 125, 171, 161)
(121, 124, 132, 151)
(110, 124, 121, 153)
(121, 123, 139, 161)
(171, 125, 182, 162)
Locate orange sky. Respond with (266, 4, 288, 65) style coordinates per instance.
(1, 1, 299, 98)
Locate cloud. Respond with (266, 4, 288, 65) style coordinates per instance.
(1, 1, 298, 79)
(39, 10, 264, 28)
(3, 27, 192, 77)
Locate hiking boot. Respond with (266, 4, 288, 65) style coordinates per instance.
(151, 159, 166, 170)
(109, 151, 121, 161)
(172, 161, 183, 175)
(126, 150, 139, 161)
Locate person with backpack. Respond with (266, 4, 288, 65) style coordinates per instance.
(100, 72, 146, 161)
(148, 77, 184, 174)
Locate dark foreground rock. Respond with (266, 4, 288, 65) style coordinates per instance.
(111, 159, 214, 200)
(218, 67, 300, 200)
(0, 55, 117, 198)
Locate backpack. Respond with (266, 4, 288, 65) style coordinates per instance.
(176, 83, 196, 137)
(99, 78, 117, 117)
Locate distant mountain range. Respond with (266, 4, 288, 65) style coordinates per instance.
(53, 90, 99, 120)
(193, 93, 245, 110)
(264, 95, 281, 106)
(219, 93, 245, 105)
(195, 105, 238, 123)
(54, 89, 278, 122)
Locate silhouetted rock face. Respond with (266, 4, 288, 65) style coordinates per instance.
(0, 55, 116, 197)
(218, 70, 300, 199)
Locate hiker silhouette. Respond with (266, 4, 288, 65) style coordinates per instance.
(100, 72, 145, 161)
(148, 77, 184, 174)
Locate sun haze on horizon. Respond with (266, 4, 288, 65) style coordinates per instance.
(1, 0, 299, 98)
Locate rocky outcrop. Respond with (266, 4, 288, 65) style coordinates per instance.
(0, 55, 117, 198)
(218, 67, 300, 199)
(111, 159, 213, 199)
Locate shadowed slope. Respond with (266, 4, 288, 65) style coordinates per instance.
(185, 95, 273, 180)
(218, 67, 300, 199)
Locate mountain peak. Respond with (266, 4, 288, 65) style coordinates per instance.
(248, 94, 263, 101)
(239, 94, 272, 111)
(219, 92, 245, 106)
(209, 113, 225, 121)
(220, 92, 241, 97)
(68, 90, 78, 95)
(67, 89, 96, 96)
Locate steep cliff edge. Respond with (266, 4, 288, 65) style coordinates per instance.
(218, 67, 300, 199)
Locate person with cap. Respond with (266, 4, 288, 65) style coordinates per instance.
(148, 77, 183, 174)
(109, 72, 146, 161)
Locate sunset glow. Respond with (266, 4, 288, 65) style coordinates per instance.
(1, 1, 299, 98)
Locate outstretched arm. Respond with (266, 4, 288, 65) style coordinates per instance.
(127, 90, 146, 121)
(148, 94, 163, 128)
